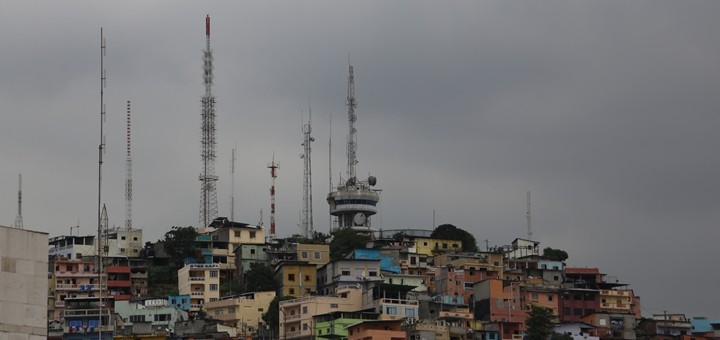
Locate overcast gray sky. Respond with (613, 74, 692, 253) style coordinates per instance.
(1, 1, 718, 319)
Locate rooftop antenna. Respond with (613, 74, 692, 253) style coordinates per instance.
(301, 103, 315, 238)
(97, 27, 107, 340)
(230, 146, 236, 221)
(346, 62, 358, 181)
(267, 155, 279, 238)
(526, 191, 532, 240)
(14, 174, 23, 229)
(199, 14, 218, 228)
(125, 101, 132, 230)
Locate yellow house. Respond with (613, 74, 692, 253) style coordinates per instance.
(274, 261, 318, 298)
(295, 243, 330, 267)
(413, 237, 463, 256)
(177, 263, 221, 312)
(204, 291, 276, 335)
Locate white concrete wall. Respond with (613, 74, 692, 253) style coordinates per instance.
(0, 225, 49, 340)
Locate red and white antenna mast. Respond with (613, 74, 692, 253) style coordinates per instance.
(268, 156, 279, 238)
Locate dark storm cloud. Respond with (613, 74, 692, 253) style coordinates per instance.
(1, 1, 718, 319)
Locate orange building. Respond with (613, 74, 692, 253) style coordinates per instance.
(347, 319, 405, 340)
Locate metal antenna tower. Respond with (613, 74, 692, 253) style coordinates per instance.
(346, 63, 358, 181)
(230, 147, 236, 221)
(199, 15, 218, 228)
(14, 174, 23, 229)
(301, 107, 315, 237)
(328, 113, 333, 233)
(97, 27, 107, 339)
(125, 101, 133, 229)
(268, 156, 279, 238)
(526, 191, 532, 240)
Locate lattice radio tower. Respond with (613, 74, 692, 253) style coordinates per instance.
(346, 63, 358, 181)
(199, 15, 218, 228)
(268, 156, 279, 238)
(125, 101, 133, 229)
(301, 107, 315, 238)
(96, 27, 109, 339)
(14, 174, 23, 229)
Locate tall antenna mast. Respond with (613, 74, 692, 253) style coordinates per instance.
(328, 113, 333, 233)
(199, 14, 219, 228)
(97, 27, 107, 339)
(268, 155, 279, 238)
(301, 106, 315, 238)
(346, 63, 358, 181)
(526, 191, 532, 240)
(230, 147, 236, 221)
(14, 174, 23, 229)
(125, 101, 132, 229)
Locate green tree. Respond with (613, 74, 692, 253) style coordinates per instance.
(242, 262, 277, 293)
(430, 224, 479, 252)
(262, 295, 296, 339)
(542, 247, 569, 262)
(291, 231, 332, 244)
(526, 305, 555, 340)
(329, 228, 372, 261)
(162, 226, 201, 266)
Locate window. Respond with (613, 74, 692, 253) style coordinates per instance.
(574, 308, 583, 316)
(288, 274, 295, 281)
(443, 243, 448, 249)
(130, 315, 145, 322)
(302, 306, 308, 314)
(133, 237, 138, 241)
(210, 284, 218, 291)
(554, 275, 560, 281)
(120, 248, 126, 253)
(548, 294, 553, 301)
(133, 249, 139, 253)
(250, 248, 256, 255)
(228, 307, 235, 313)
(531, 292, 539, 301)
(305, 275, 311, 282)
(154, 314, 171, 321)
(301, 252, 308, 259)
(330, 303, 338, 308)
(423, 242, 428, 246)
(406, 308, 417, 317)
(289, 288, 295, 295)
(452, 243, 459, 248)
(210, 271, 219, 278)
(584, 293, 595, 301)
(341, 269, 351, 276)
(250, 231, 256, 239)
(303, 323, 309, 331)
(563, 307, 571, 315)
(121, 236, 126, 240)
(368, 270, 377, 277)
(410, 257, 417, 265)
(386, 306, 398, 315)
(258, 308, 263, 312)
(234, 231, 241, 237)
(314, 251, 321, 259)
(215, 310, 223, 316)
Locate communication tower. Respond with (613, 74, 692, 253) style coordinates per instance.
(198, 15, 219, 228)
(96, 27, 109, 338)
(125, 101, 132, 229)
(526, 191, 532, 240)
(326, 63, 380, 232)
(230, 147, 236, 221)
(301, 108, 315, 238)
(14, 174, 23, 229)
(268, 156, 279, 238)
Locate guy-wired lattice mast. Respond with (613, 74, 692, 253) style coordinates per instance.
(125, 101, 132, 230)
(268, 156, 279, 239)
(300, 107, 315, 238)
(199, 15, 218, 228)
(14, 174, 23, 229)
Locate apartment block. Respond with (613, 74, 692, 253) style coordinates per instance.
(177, 263, 220, 312)
(347, 319, 406, 340)
(50, 257, 106, 320)
(204, 291, 276, 335)
(280, 285, 364, 339)
(317, 259, 382, 295)
(114, 299, 188, 335)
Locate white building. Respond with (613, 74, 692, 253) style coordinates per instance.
(0, 225, 49, 340)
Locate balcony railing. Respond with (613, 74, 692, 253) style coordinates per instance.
(191, 291, 204, 296)
(56, 284, 106, 290)
(285, 313, 302, 321)
(189, 277, 205, 281)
